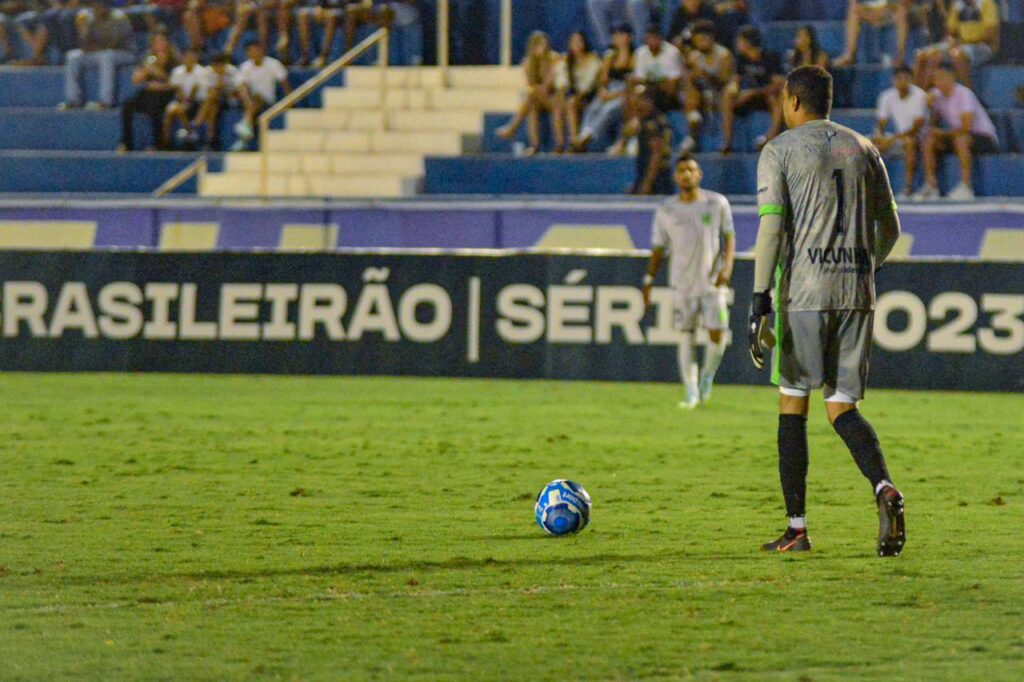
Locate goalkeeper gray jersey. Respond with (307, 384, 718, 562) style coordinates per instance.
(651, 190, 735, 298)
(757, 119, 896, 312)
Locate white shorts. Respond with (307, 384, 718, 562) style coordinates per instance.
(673, 289, 729, 333)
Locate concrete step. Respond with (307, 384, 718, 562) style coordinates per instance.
(321, 86, 520, 112)
(344, 65, 523, 90)
(286, 108, 484, 132)
(201, 171, 416, 197)
(224, 151, 424, 175)
(265, 129, 466, 154)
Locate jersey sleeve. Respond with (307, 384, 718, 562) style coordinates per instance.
(756, 143, 787, 219)
(719, 195, 735, 237)
(650, 207, 670, 252)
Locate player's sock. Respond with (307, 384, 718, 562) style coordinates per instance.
(788, 515, 806, 530)
(677, 333, 698, 401)
(700, 339, 726, 385)
(833, 410, 891, 490)
(778, 414, 809, 518)
(874, 480, 893, 496)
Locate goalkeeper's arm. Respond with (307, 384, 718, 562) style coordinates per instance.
(749, 213, 784, 369)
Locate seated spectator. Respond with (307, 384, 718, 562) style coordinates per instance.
(915, 63, 998, 200)
(192, 51, 239, 149)
(668, 0, 715, 53)
(684, 19, 733, 144)
(630, 87, 673, 195)
(836, 1, 912, 67)
(720, 25, 783, 153)
(872, 65, 928, 196)
(574, 23, 633, 152)
(586, 0, 654, 52)
(119, 31, 179, 151)
(915, 0, 999, 87)
(496, 30, 559, 155)
(710, 0, 746, 48)
(913, 0, 948, 45)
(59, 2, 136, 110)
(183, 1, 233, 55)
(122, 0, 188, 35)
(232, 38, 291, 150)
(345, 0, 419, 61)
(164, 46, 210, 148)
(224, 1, 274, 57)
(787, 24, 830, 71)
(296, 0, 351, 67)
(631, 26, 695, 151)
(554, 31, 601, 154)
(13, 1, 81, 66)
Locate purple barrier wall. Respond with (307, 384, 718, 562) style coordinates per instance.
(0, 200, 1022, 257)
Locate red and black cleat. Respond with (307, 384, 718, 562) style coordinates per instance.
(877, 486, 906, 557)
(762, 527, 812, 553)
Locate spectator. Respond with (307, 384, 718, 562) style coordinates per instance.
(631, 26, 694, 151)
(787, 24, 830, 71)
(668, 0, 715, 53)
(192, 51, 239, 149)
(272, 0, 299, 60)
(915, 0, 999, 87)
(912, 0, 948, 45)
(496, 30, 559, 155)
(836, 1, 912, 67)
(13, 1, 81, 66)
(630, 87, 673, 195)
(573, 23, 633, 152)
(183, 1, 233, 55)
(720, 25, 783, 153)
(296, 1, 351, 67)
(232, 38, 291, 150)
(224, 1, 275, 57)
(123, 0, 188, 35)
(554, 31, 601, 154)
(872, 65, 928, 196)
(164, 46, 209, 148)
(915, 63, 998, 200)
(345, 0, 420, 61)
(59, 2, 136, 110)
(586, 0, 655, 52)
(119, 31, 179, 151)
(684, 19, 733, 144)
(710, 0, 747, 48)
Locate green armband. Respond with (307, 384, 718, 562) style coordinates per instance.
(758, 204, 785, 217)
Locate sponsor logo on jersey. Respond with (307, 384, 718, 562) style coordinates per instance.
(806, 246, 871, 266)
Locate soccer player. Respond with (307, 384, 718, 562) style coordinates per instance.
(749, 66, 906, 557)
(642, 153, 735, 408)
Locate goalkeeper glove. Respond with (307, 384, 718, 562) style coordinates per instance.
(748, 291, 776, 371)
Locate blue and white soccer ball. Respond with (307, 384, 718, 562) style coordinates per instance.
(535, 479, 592, 536)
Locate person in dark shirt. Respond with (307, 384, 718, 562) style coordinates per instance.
(119, 30, 179, 151)
(720, 25, 783, 153)
(668, 0, 716, 53)
(59, 2, 136, 109)
(631, 88, 674, 195)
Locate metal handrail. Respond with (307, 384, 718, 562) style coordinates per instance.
(152, 155, 207, 197)
(258, 27, 390, 197)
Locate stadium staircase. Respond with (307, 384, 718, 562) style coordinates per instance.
(199, 65, 522, 198)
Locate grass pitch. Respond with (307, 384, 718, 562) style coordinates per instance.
(1, 374, 1022, 681)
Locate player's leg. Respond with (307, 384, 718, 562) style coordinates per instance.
(674, 299, 700, 408)
(697, 289, 728, 402)
(825, 310, 904, 557)
(763, 311, 823, 552)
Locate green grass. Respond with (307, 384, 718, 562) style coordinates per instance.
(1, 374, 1022, 681)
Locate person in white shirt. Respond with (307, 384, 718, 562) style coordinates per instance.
(164, 48, 211, 150)
(629, 26, 698, 152)
(193, 52, 241, 151)
(872, 65, 928, 197)
(233, 39, 292, 151)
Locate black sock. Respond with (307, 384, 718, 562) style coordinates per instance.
(833, 409, 891, 490)
(778, 415, 809, 518)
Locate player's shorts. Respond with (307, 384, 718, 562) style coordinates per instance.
(673, 289, 729, 333)
(773, 309, 873, 402)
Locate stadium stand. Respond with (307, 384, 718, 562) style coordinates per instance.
(0, 0, 1022, 197)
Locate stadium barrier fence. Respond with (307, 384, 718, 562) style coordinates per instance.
(0, 250, 1020, 392)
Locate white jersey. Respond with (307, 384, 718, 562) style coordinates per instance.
(650, 190, 735, 298)
(237, 56, 288, 103)
(170, 64, 211, 102)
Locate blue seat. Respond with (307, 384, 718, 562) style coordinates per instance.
(0, 151, 219, 194)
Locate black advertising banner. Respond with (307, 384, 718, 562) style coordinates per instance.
(0, 251, 1020, 392)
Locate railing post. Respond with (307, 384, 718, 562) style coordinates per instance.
(500, 0, 511, 67)
(438, 0, 449, 86)
(259, 118, 270, 197)
(380, 28, 390, 129)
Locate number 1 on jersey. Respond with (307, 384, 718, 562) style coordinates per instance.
(832, 168, 846, 235)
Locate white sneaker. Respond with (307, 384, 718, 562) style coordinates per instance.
(947, 182, 975, 201)
(625, 137, 639, 157)
(678, 397, 699, 410)
(911, 183, 939, 201)
(233, 120, 254, 141)
(678, 135, 696, 153)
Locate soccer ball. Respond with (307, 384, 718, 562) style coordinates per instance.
(535, 479, 592, 536)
